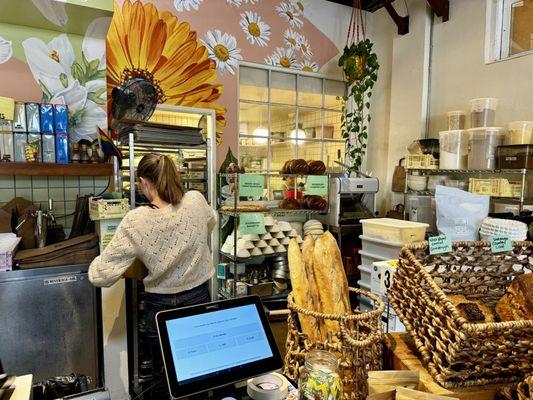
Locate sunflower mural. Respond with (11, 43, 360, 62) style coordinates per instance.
(106, 0, 227, 144)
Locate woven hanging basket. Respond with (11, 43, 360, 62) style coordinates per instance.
(284, 288, 385, 400)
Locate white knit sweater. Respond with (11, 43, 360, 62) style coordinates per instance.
(89, 191, 217, 294)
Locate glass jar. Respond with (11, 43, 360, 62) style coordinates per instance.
(298, 350, 343, 400)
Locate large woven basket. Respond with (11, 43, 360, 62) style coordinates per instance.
(284, 288, 385, 400)
(389, 241, 533, 388)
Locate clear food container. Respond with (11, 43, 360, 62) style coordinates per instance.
(446, 111, 466, 130)
(469, 98, 498, 128)
(507, 121, 533, 145)
(467, 127, 505, 170)
(439, 130, 468, 169)
(497, 144, 533, 169)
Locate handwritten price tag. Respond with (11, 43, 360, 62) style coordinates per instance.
(239, 213, 266, 235)
(491, 235, 512, 253)
(239, 174, 264, 197)
(429, 235, 452, 255)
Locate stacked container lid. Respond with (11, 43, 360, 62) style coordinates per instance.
(479, 217, 527, 241)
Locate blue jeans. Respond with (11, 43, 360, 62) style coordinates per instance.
(144, 282, 211, 400)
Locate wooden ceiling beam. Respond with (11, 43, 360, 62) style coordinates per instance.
(382, 0, 409, 35)
(427, 0, 449, 22)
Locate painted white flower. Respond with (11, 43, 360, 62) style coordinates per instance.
(283, 29, 299, 49)
(82, 17, 111, 70)
(297, 59, 319, 72)
(240, 11, 271, 47)
(290, 0, 305, 15)
(22, 34, 75, 96)
(202, 30, 242, 75)
(264, 55, 277, 66)
(174, 0, 203, 12)
(276, 2, 303, 28)
(297, 33, 312, 58)
(0, 37, 12, 64)
(51, 81, 106, 142)
(226, 0, 242, 6)
(32, 0, 68, 27)
(265, 47, 297, 68)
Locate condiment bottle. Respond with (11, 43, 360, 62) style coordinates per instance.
(80, 143, 90, 163)
(90, 143, 100, 164)
(299, 350, 343, 400)
(71, 143, 81, 163)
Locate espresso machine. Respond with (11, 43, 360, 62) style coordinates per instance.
(15, 199, 56, 248)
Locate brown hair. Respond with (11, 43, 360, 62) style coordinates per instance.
(137, 153, 185, 206)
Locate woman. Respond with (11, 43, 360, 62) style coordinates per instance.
(89, 153, 216, 399)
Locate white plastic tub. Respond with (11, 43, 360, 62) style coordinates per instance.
(358, 264, 372, 286)
(360, 218, 429, 243)
(360, 235, 404, 260)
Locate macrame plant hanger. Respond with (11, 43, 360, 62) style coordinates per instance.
(346, 0, 366, 48)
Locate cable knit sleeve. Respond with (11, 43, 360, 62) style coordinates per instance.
(88, 210, 140, 287)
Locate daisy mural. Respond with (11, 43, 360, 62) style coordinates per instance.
(276, 2, 303, 28)
(240, 11, 271, 47)
(22, 18, 109, 142)
(290, 0, 305, 15)
(0, 37, 12, 64)
(297, 33, 312, 59)
(297, 59, 319, 72)
(226, 0, 242, 7)
(107, 0, 227, 144)
(174, 0, 203, 12)
(265, 47, 297, 68)
(283, 29, 299, 49)
(202, 30, 242, 75)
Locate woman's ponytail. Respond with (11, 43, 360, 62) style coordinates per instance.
(138, 153, 185, 206)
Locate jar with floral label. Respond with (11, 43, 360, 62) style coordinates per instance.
(299, 350, 343, 400)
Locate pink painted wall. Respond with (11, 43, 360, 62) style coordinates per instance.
(111, 0, 341, 168)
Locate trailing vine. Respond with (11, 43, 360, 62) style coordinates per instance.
(339, 39, 379, 173)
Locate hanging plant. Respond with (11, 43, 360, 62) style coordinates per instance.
(338, 1, 379, 173)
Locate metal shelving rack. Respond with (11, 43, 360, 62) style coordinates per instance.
(404, 168, 533, 214)
(216, 172, 330, 300)
(114, 105, 217, 399)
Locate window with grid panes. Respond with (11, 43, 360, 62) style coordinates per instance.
(238, 65, 346, 177)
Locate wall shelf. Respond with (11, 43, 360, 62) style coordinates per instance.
(0, 162, 113, 177)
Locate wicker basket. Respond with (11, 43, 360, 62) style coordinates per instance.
(284, 288, 385, 400)
(517, 372, 533, 400)
(389, 241, 533, 389)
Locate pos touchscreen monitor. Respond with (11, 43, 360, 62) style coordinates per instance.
(156, 295, 283, 399)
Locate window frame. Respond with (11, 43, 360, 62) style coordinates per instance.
(486, 0, 533, 63)
(237, 61, 345, 174)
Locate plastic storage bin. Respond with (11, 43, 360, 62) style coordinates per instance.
(497, 144, 533, 169)
(507, 121, 533, 145)
(439, 130, 468, 169)
(360, 218, 429, 243)
(89, 197, 130, 220)
(467, 127, 505, 170)
(446, 111, 466, 130)
(406, 195, 436, 233)
(360, 235, 404, 260)
(469, 98, 498, 128)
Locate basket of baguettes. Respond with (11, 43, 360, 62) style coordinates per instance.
(389, 241, 533, 389)
(284, 232, 385, 400)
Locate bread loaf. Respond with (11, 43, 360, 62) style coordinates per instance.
(288, 239, 318, 340)
(312, 231, 351, 338)
(290, 159, 309, 174)
(302, 235, 321, 340)
(448, 294, 496, 323)
(496, 273, 533, 321)
(279, 199, 301, 209)
(307, 160, 326, 175)
(281, 160, 292, 175)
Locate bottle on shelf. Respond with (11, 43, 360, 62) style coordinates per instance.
(71, 142, 81, 163)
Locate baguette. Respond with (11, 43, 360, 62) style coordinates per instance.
(496, 273, 533, 321)
(301, 235, 321, 340)
(312, 231, 351, 338)
(288, 239, 318, 341)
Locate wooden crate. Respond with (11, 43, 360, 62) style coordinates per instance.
(384, 333, 506, 400)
